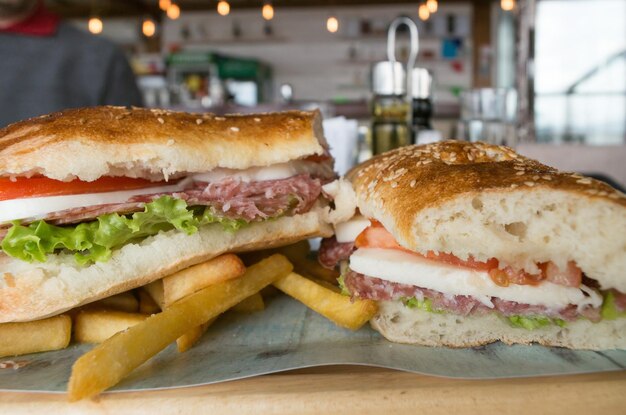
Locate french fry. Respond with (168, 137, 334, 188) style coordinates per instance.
(273, 272, 378, 330)
(241, 240, 311, 266)
(241, 241, 338, 283)
(231, 292, 265, 313)
(74, 310, 148, 344)
(91, 292, 139, 313)
(176, 319, 215, 353)
(67, 254, 292, 401)
(163, 254, 246, 351)
(137, 289, 161, 315)
(291, 256, 340, 284)
(0, 315, 71, 358)
(143, 280, 164, 309)
(163, 254, 246, 306)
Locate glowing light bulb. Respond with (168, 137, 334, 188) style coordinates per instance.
(142, 19, 156, 37)
(167, 4, 180, 20)
(418, 4, 430, 21)
(262, 4, 274, 21)
(326, 16, 338, 33)
(501, 0, 515, 11)
(159, 0, 171, 11)
(88, 17, 103, 34)
(217, 1, 230, 16)
(427, 0, 438, 14)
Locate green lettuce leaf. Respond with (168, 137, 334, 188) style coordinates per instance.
(1, 196, 250, 265)
(601, 291, 626, 320)
(506, 315, 566, 330)
(337, 272, 351, 296)
(401, 297, 441, 313)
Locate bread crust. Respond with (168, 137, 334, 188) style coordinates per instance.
(371, 300, 626, 350)
(346, 141, 626, 288)
(0, 107, 328, 181)
(0, 208, 333, 323)
(347, 141, 625, 242)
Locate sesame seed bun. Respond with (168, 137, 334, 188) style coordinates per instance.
(0, 106, 328, 181)
(346, 141, 626, 291)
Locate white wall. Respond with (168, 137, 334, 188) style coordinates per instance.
(162, 4, 473, 103)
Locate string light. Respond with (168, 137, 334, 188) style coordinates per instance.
(166, 3, 180, 20)
(142, 18, 156, 37)
(426, 0, 438, 14)
(262, 3, 274, 21)
(418, 4, 430, 21)
(501, 0, 515, 11)
(159, 0, 171, 11)
(88, 17, 103, 34)
(326, 16, 339, 33)
(217, 1, 230, 16)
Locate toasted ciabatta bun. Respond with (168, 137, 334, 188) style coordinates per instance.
(0, 107, 328, 181)
(372, 300, 626, 350)
(347, 141, 626, 292)
(0, 207, 333, 323)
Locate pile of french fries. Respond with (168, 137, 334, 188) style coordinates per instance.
(0, 241, 378, 401)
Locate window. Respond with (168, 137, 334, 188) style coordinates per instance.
(534, 0, 626, 144)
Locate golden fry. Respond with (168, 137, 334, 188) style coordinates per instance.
(0, 315, 71, 358)
(91, 292, 138, 313)
(231, 292, 265, 313)
(273, 272, 378, 330)
(163, 254, 246, 306)
(176, 318, 215, 353)
(163, 254, 246, 350)
(74, 310, 148, 344)
(67, 254, 292, 401)
(291, 256, 340, 284)
(241, 240, 310, 266)
(137, 289, 160, 315)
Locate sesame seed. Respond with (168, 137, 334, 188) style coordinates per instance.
(410, 180, 417, 188)
(532, 175, 540, 180)
(524, 181, 535, 187)
(196, 119, 203, 125)
(215, 117, 225, 121)
(157, 117, 164, 124)
(230, 127, 240, 132)
(516, 171, 525, 176)
(510, 184, 518, 188)
(422, 160, 432, 165)
(576, 178, 592, 185)
(598, 191, 608, 196)
(166, 139, 175, 146)
(390, 181, 398, 188)
(254, 118, 261, 122)
(542, 175, 552, 180)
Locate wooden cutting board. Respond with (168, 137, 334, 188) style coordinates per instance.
(1, 366, 624, 414)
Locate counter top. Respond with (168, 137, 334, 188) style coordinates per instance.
(1, 365, 624, 414)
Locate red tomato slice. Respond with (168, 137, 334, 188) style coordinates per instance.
(355, 221, 499, 270)
(0, 176, 167, 201)
(543, 261, 582, 287)
(355, 220, 582, 288)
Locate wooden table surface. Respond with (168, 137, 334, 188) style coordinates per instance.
(1, 365, 625, 414)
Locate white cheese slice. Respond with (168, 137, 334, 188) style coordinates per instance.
(192, 160, 327, 183)
(335, 215, 370, 243)
(349, 248, 602, 310)
(0, 183, 187, 223)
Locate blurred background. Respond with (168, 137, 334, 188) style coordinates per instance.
(1, 0, 625, 186)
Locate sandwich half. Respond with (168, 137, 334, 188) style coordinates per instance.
(0, 106, 355, 322)
(320, 141, 626, 350)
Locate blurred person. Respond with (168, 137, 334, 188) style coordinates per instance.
(0, 0, 142, 127)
